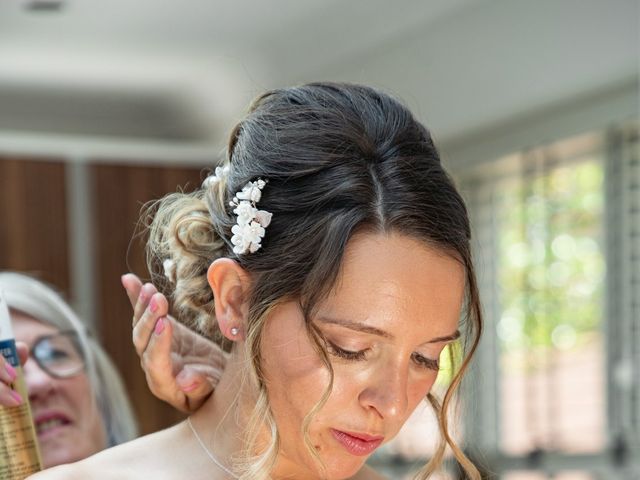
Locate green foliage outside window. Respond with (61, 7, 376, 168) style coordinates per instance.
(497, 161, 604, 354)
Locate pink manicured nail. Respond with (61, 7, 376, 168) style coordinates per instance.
(149, 297, 158, 313)
(154, 318, 165, 335)
(5, 363, 16, 382)
(9, 390, 22, 405)
(180, 382, 200, 393)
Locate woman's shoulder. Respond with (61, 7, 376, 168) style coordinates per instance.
(27, 439, 146, 480)
(29, 422, 188, 480)
(27, 454, 123, 480)
(27, 463, 86, 480)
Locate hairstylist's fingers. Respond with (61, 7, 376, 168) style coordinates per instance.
(121, 273, 143, 308)
(15, 342, 29, 366)
(140, 317, 186, 409)
(176, 367, 214, 412)
(0, 383, 22, 407)
(0, 355, 17, 385)
(0, 356, 22, 406)
(132, 292, 169, 355)
(132, 283, 158, 328)
(0, 346, 28, 406)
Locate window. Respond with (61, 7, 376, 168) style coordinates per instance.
(460, 121, 639, 479)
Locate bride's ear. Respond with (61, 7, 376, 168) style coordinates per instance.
(207, 258, 250, 341)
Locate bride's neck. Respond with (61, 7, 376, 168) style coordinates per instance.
(189, 345, 255, 462)
(188, 346, 328, 480)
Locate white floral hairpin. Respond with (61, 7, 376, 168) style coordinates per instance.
(163, 258, 176, 283)
(202, 165, 229, 189)
(229, 179, 272, 254)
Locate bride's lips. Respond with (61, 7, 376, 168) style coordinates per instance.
(331, 428, 384, 456)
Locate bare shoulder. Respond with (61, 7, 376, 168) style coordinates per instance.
(29, 422, 188, 480)
(352, 464, 389, 480)
(28, 463, 87, 480)
(26, 441, 139, 480)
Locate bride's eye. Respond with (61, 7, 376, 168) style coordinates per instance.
(327, 341, 368, 361)
(411, 352, 440, 371)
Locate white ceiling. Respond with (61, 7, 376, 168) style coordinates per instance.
(0, 0, 477, 86)
(0, 0, 637, 161)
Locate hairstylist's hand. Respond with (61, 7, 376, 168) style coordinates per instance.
(0, 342, 28, 406)
(121, 273, 224, 413)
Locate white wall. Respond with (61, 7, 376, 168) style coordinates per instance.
(304, 0, 638, 156)
(0, 0, 637, 162)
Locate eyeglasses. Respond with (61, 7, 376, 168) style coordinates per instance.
(29, 331, 85, 379)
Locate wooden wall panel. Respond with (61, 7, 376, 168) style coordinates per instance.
(91, 163, 204, 435)
(0, 156, 70, 295)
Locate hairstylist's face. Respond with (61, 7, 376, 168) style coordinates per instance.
(261, 232, 465, 480)
(12, 312, 107, 468)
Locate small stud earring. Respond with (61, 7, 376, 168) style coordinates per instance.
(230, 327, 239, 336)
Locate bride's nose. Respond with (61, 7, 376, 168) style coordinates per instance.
(357, 359, 409, 421)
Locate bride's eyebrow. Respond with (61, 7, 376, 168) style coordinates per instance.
(424, 330, 461, 344)
(317, 316, 460, 344)
(317, 317, 392, 339)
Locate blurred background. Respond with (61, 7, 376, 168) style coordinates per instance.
(0, 0, 638, 478)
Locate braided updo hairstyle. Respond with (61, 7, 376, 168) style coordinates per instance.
(144, 82, 482, 479)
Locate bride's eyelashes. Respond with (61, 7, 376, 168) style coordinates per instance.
(326, 340, 440, 372)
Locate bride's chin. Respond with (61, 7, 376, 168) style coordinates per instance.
(317, 458, 367, 480)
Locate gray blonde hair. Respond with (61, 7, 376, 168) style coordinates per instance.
(145, 82, 482, 479)
(0, 271, 138, 447)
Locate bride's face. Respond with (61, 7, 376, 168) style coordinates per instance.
(260, 231, 465, 479)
